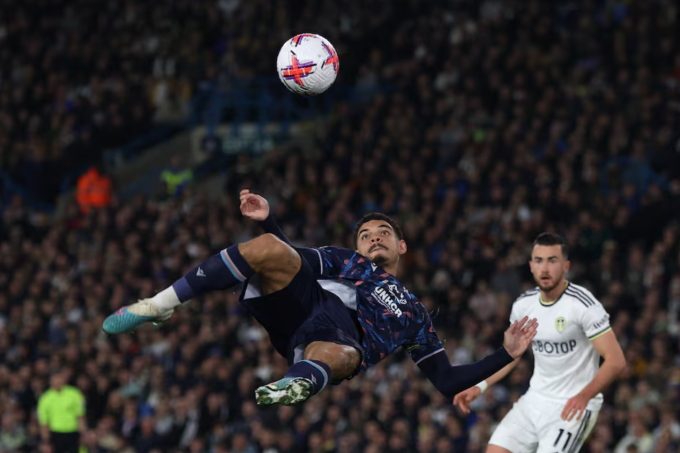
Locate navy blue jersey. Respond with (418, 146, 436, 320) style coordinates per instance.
(305, 246, 445, 372)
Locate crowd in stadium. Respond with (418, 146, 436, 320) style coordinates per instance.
(0, 0, 225, 203)
(2, 0, 680, 452)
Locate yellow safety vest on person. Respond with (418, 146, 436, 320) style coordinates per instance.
(37, 385, 85, 433)
(160, 167, 193, 197)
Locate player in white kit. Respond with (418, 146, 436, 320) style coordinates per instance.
(454, 233, 626, 453)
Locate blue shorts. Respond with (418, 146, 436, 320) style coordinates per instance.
(238, 249, 364, 381)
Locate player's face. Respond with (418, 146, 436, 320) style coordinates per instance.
(529, 245, 570, 292)
(356, 220, 407, 267)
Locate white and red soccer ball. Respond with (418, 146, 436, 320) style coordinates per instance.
(277, 34, 339, 96)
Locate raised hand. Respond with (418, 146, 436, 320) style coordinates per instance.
(239, 189, 270, 221)
(502, 316, 539, 359)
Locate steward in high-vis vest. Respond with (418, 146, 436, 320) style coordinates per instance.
(37, 370, 86, 453)
(76, 166, 112, 213)
(160, 155, 193, 197)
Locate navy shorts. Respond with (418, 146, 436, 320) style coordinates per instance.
(238, 249, 364, 381)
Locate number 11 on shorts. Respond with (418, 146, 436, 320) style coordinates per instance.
(554, 428, 572, 451)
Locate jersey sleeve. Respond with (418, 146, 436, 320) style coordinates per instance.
(257, 214, 293, 246)
(578, 293, 612, 340)
(301, 246, 356, 277)
(509, 302, 520, 324)
(509, 289, 537, 324)
(404, 306, 445, 364)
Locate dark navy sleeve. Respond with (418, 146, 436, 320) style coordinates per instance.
(290, 246, 356, 277)
(405, 300, 513, 399)
(257, 214, 293, 246)
(417, 347, 514, 399)
(309, 246, 356, 277)
(404, 307, 446, 364)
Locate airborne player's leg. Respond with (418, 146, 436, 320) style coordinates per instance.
(255, 342, 361, 406)
(102, 233, 297, 334)
(242, 257, 363, 406)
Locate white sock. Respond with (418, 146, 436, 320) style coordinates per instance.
(151, 286, 181, 311)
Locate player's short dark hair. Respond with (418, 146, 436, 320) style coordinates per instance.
(532, 232, 569, 258)
(353, 213, 404, 247)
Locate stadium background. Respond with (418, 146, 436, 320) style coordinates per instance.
(1, 0, 680, 452)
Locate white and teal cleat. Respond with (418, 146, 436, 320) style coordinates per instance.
(255, 377, 314, 406)
(102, 299, 174, 334)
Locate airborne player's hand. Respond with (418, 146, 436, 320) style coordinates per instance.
(453, 386, 482, 414)
(239, 189, 270, 221)
(502, 316, 539, 359)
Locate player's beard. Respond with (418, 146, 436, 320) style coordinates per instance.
(535, 273, 563, 293)
(371, 252, 389, 266)
(369, 244, 390, 266)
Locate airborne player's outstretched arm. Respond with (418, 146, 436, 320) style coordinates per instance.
(453, 357, 521, 414)
(412, 314, 538, 400)
(454, 302, 529, 413)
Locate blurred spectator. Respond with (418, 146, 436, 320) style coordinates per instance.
(17, 145, 54, 204)
(468, 281, 498, 322)
(75, 165, 113, 213)
(615, 417, 654, 453)
(0, 413, 27, 452)
(160, 155, 193, 199)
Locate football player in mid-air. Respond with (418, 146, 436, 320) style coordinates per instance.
(103, 190, 538, 406)
(454, 233, 625, 453)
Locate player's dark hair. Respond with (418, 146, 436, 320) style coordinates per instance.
(532, 232, 569, 258)
(353, 213, 403, 247)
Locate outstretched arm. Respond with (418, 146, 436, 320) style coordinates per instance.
(417, 317, 538, 399)
(453, 357, 521, 414)
(240, 189, 293, 245)
(418, 347, 514, 399)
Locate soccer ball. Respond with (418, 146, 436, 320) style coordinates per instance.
(276, 34, 339, 96)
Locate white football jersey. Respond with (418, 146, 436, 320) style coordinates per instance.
(510, 282, 611, 411)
